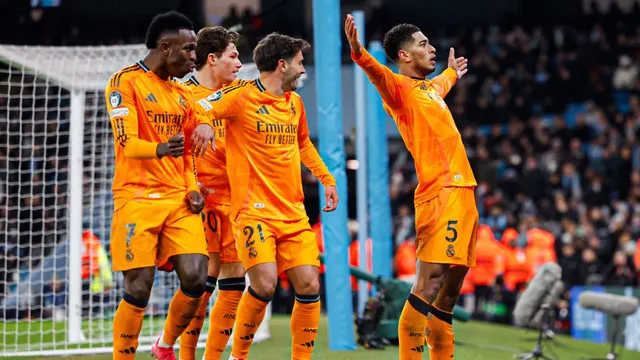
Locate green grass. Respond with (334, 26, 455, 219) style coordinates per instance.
(7, 315, 639, 360)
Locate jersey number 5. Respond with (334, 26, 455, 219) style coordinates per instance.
(445, 220, 458, 243)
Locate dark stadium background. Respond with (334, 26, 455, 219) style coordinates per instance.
(1, 0, 640, 350)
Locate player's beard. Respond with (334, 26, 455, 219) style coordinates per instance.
(417, 62, 435, 77)
(284, 74, 300, 92)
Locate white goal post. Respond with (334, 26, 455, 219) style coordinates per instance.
(0, 44, 271, 357)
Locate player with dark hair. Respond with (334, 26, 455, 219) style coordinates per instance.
(346, 15, 475, 360)
(177, 26, 245, 360)
(195, 32, 338, 360)
(104, 11, 215, 360)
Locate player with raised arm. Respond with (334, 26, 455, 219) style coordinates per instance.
(345, 15, 476, 360)
(196, 33, 338, 360)
(104, 11, 216, 360)
(177, 26, 245, 360)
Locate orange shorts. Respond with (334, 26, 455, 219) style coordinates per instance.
(110, 200, 207, 272)
(233, 215, 320, 274)
(201, 198, 239, 263)
(415, 187, 478, 267)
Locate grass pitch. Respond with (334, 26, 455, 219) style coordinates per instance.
(11, 315, 639, 360)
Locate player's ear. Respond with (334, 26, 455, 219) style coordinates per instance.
(159, 41, 171, 56)
(277, 59, 288, 73)
(208, 53, 217, 66)
(398, 49, 411, 64)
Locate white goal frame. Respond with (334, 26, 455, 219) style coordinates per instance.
(0, 43, 274, 357)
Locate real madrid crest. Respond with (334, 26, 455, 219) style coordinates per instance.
(207, 90, 223, 102)
(179, 95, 186, 108)
(426, 89, 447, 109)
(109, 90, 123, 108)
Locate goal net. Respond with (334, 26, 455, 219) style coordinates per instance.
(0, 44, 271, 357)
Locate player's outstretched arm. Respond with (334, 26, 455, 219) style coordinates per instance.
(431, 47, 468, 98)
(106, 79, 183, 159)
(345, 14, 404, 108)
(195, 83, 250, 124)
(297, 105, 338, 212)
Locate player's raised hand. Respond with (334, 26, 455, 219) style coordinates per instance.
(322, 185, 339, 212)
(192, 123, 215, 157)
(185, 190, 205, 214)
(448, 47, 468, 79)
(157, 132, 185, 158)
(345, 14, 364, 57)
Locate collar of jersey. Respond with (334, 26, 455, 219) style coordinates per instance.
(137, 60, 173, 82)
(254, 78, 292, 102)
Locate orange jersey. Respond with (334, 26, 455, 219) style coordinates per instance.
(105, 61, 202, 209)
(353, 50, 477, 203)
(199, 78, 335, 221)
(184, 75, 231, 204)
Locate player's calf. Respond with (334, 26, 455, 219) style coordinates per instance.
(113, 267, 156, 360)
(179, 253, 222, 360)
(398, 262, 448, 359)
(156, 254, 208, 357)
(204, 263, 246, 359)
(426, 266, 469, 360)
(287, 265, 321, 360)
(230, 263, 276, 359)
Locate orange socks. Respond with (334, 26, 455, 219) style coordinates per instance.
(398, 293, 431, 359)
(112, 294, 146, 359)
(290, 294, 321, 360)
(203, 277, 246, 360)
(426, 304, 455, 359)
(230, 287, 271, 359)
(179, 276, 217, 360)
(160, 286, 204, 348)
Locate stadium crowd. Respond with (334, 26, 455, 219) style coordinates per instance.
(0, 3, 639, 330)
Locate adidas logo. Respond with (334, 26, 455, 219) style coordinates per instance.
(301, 340, 315, 348)
(256, 105, 270, 115)
(240, 333, 255, 341)
(185, 328, 201, 336)
(145, 93, 158, 102)
(220, 328, 233, 336)
(118, 346, 136, 354)
(411, 345, 424, 353)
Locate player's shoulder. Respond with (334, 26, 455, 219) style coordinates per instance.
(288, 91, 304, 103)
(206, 79, 254, 103)
(107, 62, 146, 89)
(221, 78, 252, 95)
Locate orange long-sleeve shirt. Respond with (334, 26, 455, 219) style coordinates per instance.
(199, 78, 335, 221)
(105, 61, 203, 209)
(184, 75, 232, 204)
(353, 50, 476, 204)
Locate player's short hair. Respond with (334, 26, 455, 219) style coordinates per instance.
(194, 26, 240, 70)
(382, 23, 421, 62)
(253, 33, 310, 72)
(145, 11, 194, 49)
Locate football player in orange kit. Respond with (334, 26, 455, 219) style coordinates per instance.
(195, 33, 338, 360)
(177, 26, 246, 360)
(346, 15, 477, 359)
(104, 11, 216, 360)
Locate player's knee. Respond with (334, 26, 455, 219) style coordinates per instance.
(180, 270, 208, 296)
(246, 263, 278, 298)
(207, 253, 221, 278)
(293, 276, 320, 295)
(413, 274, 445, 302)
(123, 269, 155, 302)
(249, 273, 278, 299)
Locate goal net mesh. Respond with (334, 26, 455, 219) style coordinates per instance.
(0, 44, 269, 357)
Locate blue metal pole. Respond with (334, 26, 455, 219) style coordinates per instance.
(352, 9, 369, 319)
(312, 0, 356, 351)
(366, 41, 393, 280)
